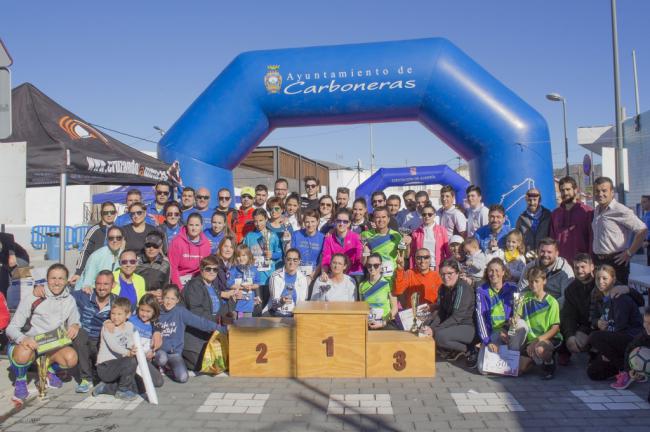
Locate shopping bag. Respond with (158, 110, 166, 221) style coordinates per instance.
(200, 330, 229, 375)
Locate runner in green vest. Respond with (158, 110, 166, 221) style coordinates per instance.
(359, 253, 398, 329)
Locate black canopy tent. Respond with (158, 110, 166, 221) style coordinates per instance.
(0, 83, 170, 186)
(0, 83, 172, 263)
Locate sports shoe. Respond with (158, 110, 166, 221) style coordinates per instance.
(76, 379, 91, 393)
(115, 389, 138, 401)
(12, 380, 29, 402)
(47, 372, 63, 388)
(611, 371, 633, 390)
(92, 382, 109, 397)
(541, 360, 556, 380)
(466, 348, 479, 369)
(634, 373, 648, 383)
(447, 351, 466, 362)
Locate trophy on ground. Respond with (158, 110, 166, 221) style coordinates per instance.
(37, 355, 49, 398)
(508, 292, 524, 336)
(409, 292, 420, 334)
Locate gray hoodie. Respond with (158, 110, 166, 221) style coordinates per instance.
(6, 285, 80, 344)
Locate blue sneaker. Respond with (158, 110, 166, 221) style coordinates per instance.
(47, 372, 63, 389)
(76, 379, 91, 393)
(12, 380, 29, 402)
(92, 382, 108, 397)
(115, 389, 138, 401)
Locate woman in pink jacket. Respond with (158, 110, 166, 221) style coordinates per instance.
(409, 204, 450, 270)
(168, 212, 211, 289)
(321, 208, 363, 276)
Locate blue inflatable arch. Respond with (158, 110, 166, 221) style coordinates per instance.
(356, 165, 470, 211)
(159, 37, 555, 220)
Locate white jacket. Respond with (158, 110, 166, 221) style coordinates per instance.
(263, 268, 310, 315)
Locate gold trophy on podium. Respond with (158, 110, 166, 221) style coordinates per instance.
(409, 292, 420, 334)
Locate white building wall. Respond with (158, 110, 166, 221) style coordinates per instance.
(623, 111, 650, 210)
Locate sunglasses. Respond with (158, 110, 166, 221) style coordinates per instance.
(196, 195, 210, 200)
(202, 266, 219, 273)
(218, 196, 231, 201)
(166, 212, 180, 217)
(270, 206, 282, 212)
(101, 210, 117, 216)
(120, 259, 137, 265)
(130, 210, 145, 216)
(335, 219, 350, 225)
(156, 190, 170, 196)
(366, 263, 381, 269)
(422, 212, 435, 217)
(144, 243, 160, 249)
(108, 235, 123, 241)
(306, 184, 317, 189)
(416, 255, 431, 260)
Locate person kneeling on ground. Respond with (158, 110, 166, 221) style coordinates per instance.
(474, 258, 528, 372)
(586, 265, 643, 381)
(610, 307, 650, 394)
(519, 267, 562, 380)
(421, 259, 476, 364)
(6, 263, 80, 403)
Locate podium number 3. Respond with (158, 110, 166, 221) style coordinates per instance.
(322, 336, 334, 357)
(256, 343, 268, 364)
(393, 350, 406, 371)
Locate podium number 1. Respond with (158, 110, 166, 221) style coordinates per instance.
(322, 336, 334, 357)
(256, 343, 268, 364)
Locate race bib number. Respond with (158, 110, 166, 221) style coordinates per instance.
(299, 265, 314, 277)
(381, 260, 394, 277)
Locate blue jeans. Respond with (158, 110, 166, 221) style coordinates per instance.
(155, 350, 188, 383)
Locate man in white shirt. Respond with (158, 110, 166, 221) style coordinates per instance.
(465, 185, 489, 237)
(437, 185, 467, 239)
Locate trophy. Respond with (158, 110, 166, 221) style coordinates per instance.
(37, 355, 50, 398)
(361, 238, 370, 257)
(398, 227, 412, 259)
(409, 292, 420, 334)
(263, 230, 272, 267)
(508, 292, 524, 336)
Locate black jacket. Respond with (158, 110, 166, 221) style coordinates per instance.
(182, 276, 222, 357)
(589, 292, 643, 338)
(561, 278, 596, 338)
(136, 253, 170, 291)
(516, 207, 552, 252)
(430, 280, 475, 330)
(74, 223, 109, 276)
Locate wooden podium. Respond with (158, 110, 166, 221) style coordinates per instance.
(294, 302, 368, 378)
(228, 317, 296, 377)
(366, 331, 436, 377)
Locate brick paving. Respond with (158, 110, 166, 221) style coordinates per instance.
(2, 354, 650, 431)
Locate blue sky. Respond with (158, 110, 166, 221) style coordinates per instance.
(3, 0, 649, 170)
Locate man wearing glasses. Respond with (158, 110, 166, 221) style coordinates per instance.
(214, 188, 238, 232)
(71, 202, 119, 285)
(136, 232, 171, 293)
(515, 188, 552, 253)
(235, 187, 256, 243)
(183, 186, 213, 230)
(395, 248, 442, 309)
(147, 181, 172, 226)
(300, 176, 320, 211)
(115, 189, 154, 227)
(274, 178, 290, 201)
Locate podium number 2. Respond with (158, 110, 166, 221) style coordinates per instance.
(256, 343, 268, 364)
(322, 336, 334, 357)
(393, 350, 406, 371)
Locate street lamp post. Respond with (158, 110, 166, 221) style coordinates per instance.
(546, 93, 570, 176)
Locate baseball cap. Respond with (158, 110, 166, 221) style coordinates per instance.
(240, 187, 255, 198)
(449, 235, 464, 245)
(144, 233, 163, 247)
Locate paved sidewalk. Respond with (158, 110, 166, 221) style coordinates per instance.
(1, 354, 650, 431)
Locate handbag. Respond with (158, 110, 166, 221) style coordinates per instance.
(200, 330, 229, 375)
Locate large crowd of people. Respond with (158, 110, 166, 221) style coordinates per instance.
(2, 174, 650, 404)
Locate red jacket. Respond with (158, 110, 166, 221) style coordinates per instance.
(234, 207, 255, 243)
(549, 202, 594, 264)
(0, 292, 9, 331)
(168, 227, 211, 289)
(409, 224, 450, 269)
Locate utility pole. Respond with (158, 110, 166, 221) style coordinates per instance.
(611, 0, 626, 204)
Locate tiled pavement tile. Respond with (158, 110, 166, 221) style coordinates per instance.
(451, 391, 526, 413)
(196, 392, 270, 414)
(71, 394, 144, 411)
(571, 389, 650, 411)
(327, 393, 393, 415)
